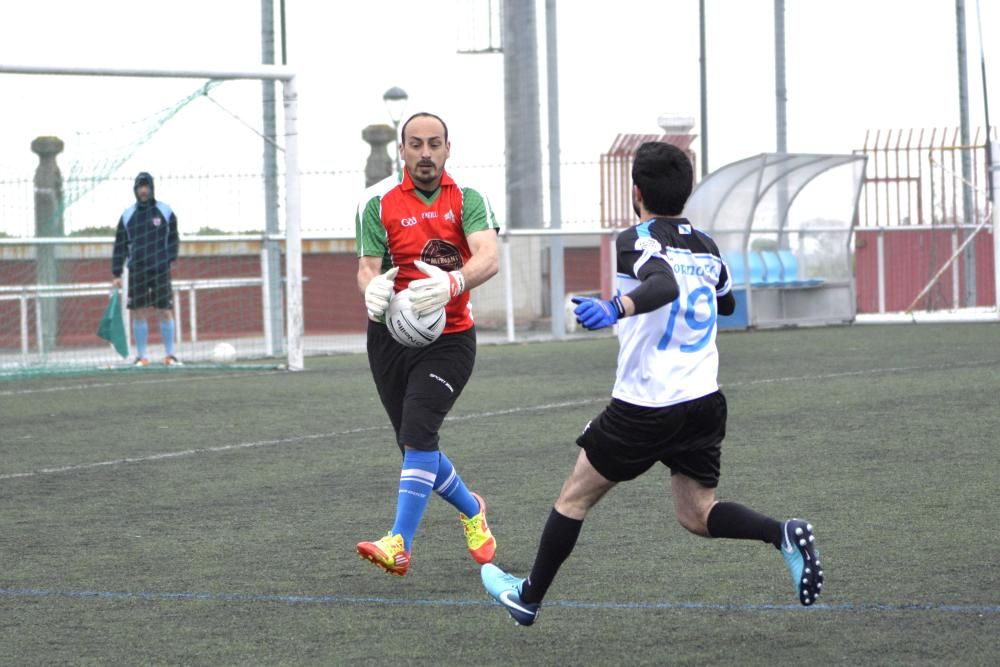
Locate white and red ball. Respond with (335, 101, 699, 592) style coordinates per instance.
(385, 289, 446, 348)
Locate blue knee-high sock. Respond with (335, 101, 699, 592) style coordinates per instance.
(434, 451, 480, 517)
(160, 319, 175, 356)
(391, 450, 440, 551)
(133, 319, 149, 358)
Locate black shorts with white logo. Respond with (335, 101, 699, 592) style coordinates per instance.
(577, 391, 727, 487)
(127, 268, 173, 310)
(367, 320, 476, 451)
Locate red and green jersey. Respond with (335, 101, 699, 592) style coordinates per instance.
(356, 168, 499, 333)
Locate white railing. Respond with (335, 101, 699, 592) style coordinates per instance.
(0, 278, 269, 359)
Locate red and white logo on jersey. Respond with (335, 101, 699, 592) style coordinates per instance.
(420, 239, 463, 272)
(152, 217, 163, 227)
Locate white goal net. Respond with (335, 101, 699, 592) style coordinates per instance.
(0, 63, 303, 376)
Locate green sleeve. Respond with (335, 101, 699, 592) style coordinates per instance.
(460, 187, 500, 236)
(356, 196, 387, 258)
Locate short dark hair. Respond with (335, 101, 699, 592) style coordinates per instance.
(631, 142, 693, 216)
(400, 112, 449, 143)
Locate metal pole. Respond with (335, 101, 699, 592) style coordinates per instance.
(503, 234, 516, 342)
(545, 0, 565, 338)
(20, 295, 29, 357)
(262, 0, 284, 356)
(0, 63, 295, 79)
(974, 0, 992, 196)
(699, 0, 709, 177)
(260, 245, 273, 352)
(189, 287, 198, 343)
(876, 229, 886, 313)
(774, 1, 790, 243)
(956, 0, 976, 306)
(282, 76, 304, 370)
(774, 0, 787, 154)
(992, 142, 1000, 316)
(279, 0, 288, 65)
(503, 0, 544, 229)
(974, 0, 997, 314)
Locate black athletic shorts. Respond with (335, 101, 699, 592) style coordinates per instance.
(576, 390, 727, 487)
(367, 320, 477, 451)
(127, 268, 173, 310)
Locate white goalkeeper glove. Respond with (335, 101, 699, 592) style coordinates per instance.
(409, 260, 465, 317)
(364, 266, 399, 321)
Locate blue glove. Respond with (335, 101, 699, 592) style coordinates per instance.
(572, 296, 626, 330)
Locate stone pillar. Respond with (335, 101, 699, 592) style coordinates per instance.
(32, 136, 65, 352)
(362, 124, 396, 187)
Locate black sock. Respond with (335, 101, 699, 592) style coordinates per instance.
(520, 508, 583, 605)
(706, 501, 782, 546)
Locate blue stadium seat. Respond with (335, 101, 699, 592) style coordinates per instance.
(777, 249, 824, 287)
(760, 250, 787, 285)
(748, 251, 767, 286)
(725, 252, 746, 285)
(723, 252, 768, 288)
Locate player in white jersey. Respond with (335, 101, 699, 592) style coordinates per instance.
(481, 142, 823, 626)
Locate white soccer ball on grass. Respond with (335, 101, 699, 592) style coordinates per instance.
(386, 288, 446, 348)
(211, 341, 238, 364)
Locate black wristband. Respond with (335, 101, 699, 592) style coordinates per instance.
(611, 295, 626, 319)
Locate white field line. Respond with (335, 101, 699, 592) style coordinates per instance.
(3, 359, 997, 481)
(0, 399, 595, 481)
(0, 370, 286, 397)
(731, 358, 999, 387)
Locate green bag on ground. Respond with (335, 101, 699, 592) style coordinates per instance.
(97, 290, 129, 358)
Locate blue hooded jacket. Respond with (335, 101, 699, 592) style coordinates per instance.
(111, 172, 179, 277)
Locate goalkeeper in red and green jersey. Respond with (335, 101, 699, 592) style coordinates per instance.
(353, 112, 501, 577)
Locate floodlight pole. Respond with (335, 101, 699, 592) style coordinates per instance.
(992, 141, 999, 317)
(974, 0, 999, 316)
(774, 0, 790, 239)
(774, 0, 787, 154)
(699, 0, 709, 177)
(545, 0, 565, 338)
(956, 0, 976, 307)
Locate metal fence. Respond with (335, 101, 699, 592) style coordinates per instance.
(854, 127, 998, 313)
(856, 127, 996, 228)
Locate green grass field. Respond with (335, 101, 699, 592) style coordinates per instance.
(2, 323, 999, 665)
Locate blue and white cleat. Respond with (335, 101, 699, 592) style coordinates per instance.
(481, 563, 540, 626)
(780, 519, 823, 606)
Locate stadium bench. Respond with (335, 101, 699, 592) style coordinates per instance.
(719, 250, 828, 329)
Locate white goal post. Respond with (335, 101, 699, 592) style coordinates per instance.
(0, 62, 304, 371)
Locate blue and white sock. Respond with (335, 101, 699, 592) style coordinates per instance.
(391, 449, 440, 551)
(133, 319, 148, 359)
(434, 451, 480, 517)
(160, 318, 175, 356)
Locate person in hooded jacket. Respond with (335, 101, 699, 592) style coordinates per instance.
(111, 172, 181, 366)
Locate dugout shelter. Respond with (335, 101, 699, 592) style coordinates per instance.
(683, 153, 868, 329)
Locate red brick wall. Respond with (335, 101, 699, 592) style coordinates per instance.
(564, 247, 602, 293)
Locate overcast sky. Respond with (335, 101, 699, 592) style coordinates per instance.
(0, 0, 996, 233)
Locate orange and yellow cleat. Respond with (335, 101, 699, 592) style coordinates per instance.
(460, 492, 496, 564)
(356, 532, 411, 576)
